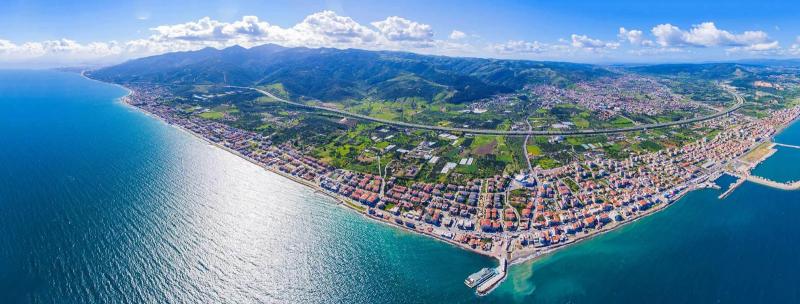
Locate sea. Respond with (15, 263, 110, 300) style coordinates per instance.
(1, 70, 800, 304)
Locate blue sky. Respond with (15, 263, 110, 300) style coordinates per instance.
(2, 0, 800, 67)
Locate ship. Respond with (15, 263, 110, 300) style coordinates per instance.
(464, 267, 497, 288)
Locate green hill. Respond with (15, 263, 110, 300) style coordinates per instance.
(88, 44, 615, 104)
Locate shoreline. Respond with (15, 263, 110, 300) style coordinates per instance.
(109, 86, 504, 262)
(90, 77, 799, 296)
(114, 88, 719, 266)
(506, 182, 699, 267)
(507, 115, 800, 268)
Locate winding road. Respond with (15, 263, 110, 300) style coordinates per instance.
(236, 85, 745, 136)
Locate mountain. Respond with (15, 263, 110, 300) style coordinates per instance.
(735, 59, 800, 67)
(625, 63, 757, 79)
(88, 44, 615, 103)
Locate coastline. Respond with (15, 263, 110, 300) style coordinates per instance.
(108, 84, 503, 262)
(507, 116, 800, 268)
(507, 183, 698, 267)
(89, 76, 799, 296)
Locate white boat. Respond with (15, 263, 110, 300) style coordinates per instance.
(464, 267, 497, 288)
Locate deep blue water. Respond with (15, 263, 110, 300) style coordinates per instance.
(0, 70, 494, 303)
(2, 70, 800, 303)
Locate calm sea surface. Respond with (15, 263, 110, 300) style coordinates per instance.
(2, 70, 800, 303)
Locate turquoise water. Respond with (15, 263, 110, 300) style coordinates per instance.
(751, 121, 800, 183)
(3, 70, 800, 303)
(490, 183, 800, 303)
(751, 146, 800, 183)
(775, 119, 800, 145)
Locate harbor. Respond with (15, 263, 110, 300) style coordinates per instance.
(718, 175, 745, 199)
(720, 139, 800, 198)
(465, 258, 508, 296)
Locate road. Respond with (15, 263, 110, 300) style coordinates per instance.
(237, 85, 745, 136)
(522, 115, 534, 171)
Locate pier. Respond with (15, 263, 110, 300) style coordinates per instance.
(722, 171, 800, 192)
(475, 258, 508, 296)
(746, 175, 800, 190)
(718, 177, 745, 199)
(774, 142, 800, 150)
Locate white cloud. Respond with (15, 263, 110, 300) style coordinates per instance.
(145, 11, 440, 50)
(0, 11, 454, 67)
(296, 11, 379, 44)
(1, 13, 794, 67)
(449, 30, 467, 40)
(618, 27, 654, 46)
(651, 24, 685, 47)
(0, 39, 123, 58)
(570, 34, 619, 50)
(651, 22, 776, 50)
(784, 36, 800, 55)
(491, 40, 550, 54)
(371, 16, 433, 42)
(734, 41, 780, 52)
(618, 27, 642, 44)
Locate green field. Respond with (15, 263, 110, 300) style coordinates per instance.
(199, 111, 224, 119)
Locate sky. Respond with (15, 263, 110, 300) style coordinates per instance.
(2, 0, 800, 67)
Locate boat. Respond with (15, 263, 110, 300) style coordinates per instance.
(464, 267, 497, 288)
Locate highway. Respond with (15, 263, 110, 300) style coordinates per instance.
(237, 85, 745, 136)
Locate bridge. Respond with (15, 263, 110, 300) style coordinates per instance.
(233, 85, 745, 136)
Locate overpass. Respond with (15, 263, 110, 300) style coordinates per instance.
(235, 85, 745, 136)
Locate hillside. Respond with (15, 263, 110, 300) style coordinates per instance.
(88, 44, 615, 104)
(626, 63, 756, 79)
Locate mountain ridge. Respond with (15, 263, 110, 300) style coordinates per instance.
(88, 44, 615, 103)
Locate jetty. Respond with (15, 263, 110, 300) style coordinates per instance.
(475, 258, 508, 296)
(718, 174, 745, 199)
(746, 175, 800, 190)
(774, 142, 800, 150)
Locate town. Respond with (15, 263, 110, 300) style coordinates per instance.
(123, 81, 800, 286)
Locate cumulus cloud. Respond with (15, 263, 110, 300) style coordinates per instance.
(618, 27, 654, 46)
(2, 13, 794, 67)
(1, 11, 453, 67)
(371, 16, 433, 42)
(149, 12, 379, 47)
(651, 22, 777, 50)
(0, 39, 125, 64)
(570, 34, 619, 51)
(449, 30, 467, 40)
(296, 11, 379, 44)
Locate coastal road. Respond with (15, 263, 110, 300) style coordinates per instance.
(237, 85, 745, 136)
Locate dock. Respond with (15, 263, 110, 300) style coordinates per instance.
(718, 177, 745, 199)
(475, 258, 508, 296)
(746, 175, 800, 190)
(774, 142, 800, 150)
